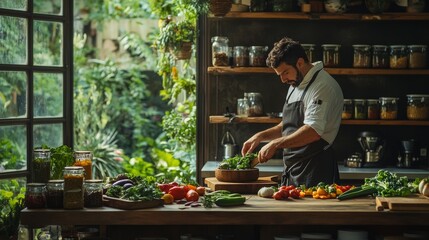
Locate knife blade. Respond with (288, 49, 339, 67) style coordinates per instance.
(250, 158, 259, 168)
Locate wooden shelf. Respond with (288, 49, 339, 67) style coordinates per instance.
(208, 67, 429, 75)
(209, 116, 429, 126)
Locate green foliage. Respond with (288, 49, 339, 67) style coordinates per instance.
(157, 19, 196, 52)
(0, 179, 25, 238)
(148, 0, 177, 19)
(0, 138, 25, 170)
(162, 101, 196, 150)
(40, 144, 74, 180)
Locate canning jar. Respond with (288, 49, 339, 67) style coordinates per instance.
(302, 44, 316, 63)
(272, 0, 293, 12)
(408, 45, 427, 69)
(211, 36, 229, 66)
(247, 92, 263, 116)
(353, 99, 367, 119)
(380, 97, 399, 120)
(353, 45, 372, 68)
(73, 151, 92, 179)
(322, 44, 341, 67)
(25, 183, 46, 209)
(84, 179, 103, 208)
(406, 94, 429, 120)
(249, 46, 269, 67)
(390, 45, 408, 69)
(63, 166, 84, 209)
(237, 98, 249, 117)
(46, 180, 64, 209)
(233, 46, 249, 67)
(342, 99, 353, 119)
(32, 149, 51, 183)
(367, 99, 380, 120)
(372, 45, 389, 68)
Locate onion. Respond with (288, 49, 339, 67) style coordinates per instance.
(419, 179, 428, 194)
(423, 183, 429, 197)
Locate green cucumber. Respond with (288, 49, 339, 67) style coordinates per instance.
(337, 187, 377, 200)
(214, 196, 246, 207)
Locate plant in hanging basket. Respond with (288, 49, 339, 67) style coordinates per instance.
(209, 0, 233, 17)
(158, 20, 195, 60)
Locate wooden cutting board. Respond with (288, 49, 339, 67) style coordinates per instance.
(375, 194, 429, 211)
(204, 175, 279, 194)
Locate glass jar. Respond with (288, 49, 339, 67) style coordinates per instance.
(272, 0, 293, 12)
(211, 36, 229, 66)
(63, 166, 84, 209)
(233, 46, 249, 67)
(25, 183, 46, 209)
(367, 99, 380, 120)
(353, 99, 367, 119)
(84, 179, 103, 208)
(322, 44, 341, 67)
(32, 149, 51, 183)
(249, 46, 268, 67)
(247, 92, 263, 116)
(46, 180, 64, 209)
(408, 45, 427, 69)
(73, 151, 92, 179)
(302, 44, 316, 63)
(353, 45, 372, 68)
(342, 99, 353, 119)
(380, 97, 399, 120)
(372, 45, 389, 68)
(390, 45, 408, 69)
(237, 98, 249, 117)
(406, 94, 429, 120)
(250, 0, 267, 12)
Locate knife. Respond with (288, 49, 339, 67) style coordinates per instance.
(250, 158, 259, 168)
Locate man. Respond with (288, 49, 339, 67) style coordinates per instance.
(241, 37, 344, 187)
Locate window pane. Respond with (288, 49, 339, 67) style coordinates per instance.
(34, 0, 62, 15)
(0, 71, 28, 118)
(0, 126, 27, 172)
(34, 73, 63, 118)
(34, 123, 63, 148)
(34, 20, 63, 66)
(0, 0, 27, 11)
(0, 16, 28, 65)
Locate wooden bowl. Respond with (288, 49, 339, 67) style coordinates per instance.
(215, 168, 259, 183)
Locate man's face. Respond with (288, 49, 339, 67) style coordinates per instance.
(273, 62, 304, 87)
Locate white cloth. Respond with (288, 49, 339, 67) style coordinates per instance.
(286, 61, 343, 144)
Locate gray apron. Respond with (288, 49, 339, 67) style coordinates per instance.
(281, 69, 339, 187)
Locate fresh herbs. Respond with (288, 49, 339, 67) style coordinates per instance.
(217, 153, 258, 170)
(105, 176, 163, 201)
(363, 169, 417, 197)
(40, 145, 74, 179)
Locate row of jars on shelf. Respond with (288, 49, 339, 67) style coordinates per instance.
(342, 94, 429, 120)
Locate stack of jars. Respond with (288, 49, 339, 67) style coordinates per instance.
(366, 44, 427, 69)
(237, 92, 264, 117)
(342, 99, 381, 120)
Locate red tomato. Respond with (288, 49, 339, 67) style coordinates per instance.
(273, 191, 284, 200)
(289, 189, 300, 199)
(169, 181, 179, 187)
(196, 186, 205, 196)
(185, 190, 199, 202)
(280, 189, 289, 199)
(280, 185, 296, 192)
(168, 186, 186, 200)
(158, 183, 173, 193)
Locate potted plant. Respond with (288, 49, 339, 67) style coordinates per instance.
(158, 20, 196, 60)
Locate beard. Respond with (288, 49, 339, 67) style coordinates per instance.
(287, 66, 304, 87)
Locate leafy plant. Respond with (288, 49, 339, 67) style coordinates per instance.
(39, 144, 74, 180)
(148, 0, 177, 19)
(0, 138, 25, 171)
(0, 179, 25, 239)
(157, 19, 196, 53)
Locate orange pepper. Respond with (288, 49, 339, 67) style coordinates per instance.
(299, 191, 306, 198)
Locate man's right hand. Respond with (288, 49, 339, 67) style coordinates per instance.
(241, 135, 261, 156)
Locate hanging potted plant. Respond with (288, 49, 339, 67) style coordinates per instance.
(148, 0, 177, 28)
(158, 20, 196, 60)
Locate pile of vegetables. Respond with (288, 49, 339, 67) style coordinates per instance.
(217, 153, 257, 170)
(202, 190, 246, 207)
(105, 174, 163, 201)
(363, 170, 419, 197)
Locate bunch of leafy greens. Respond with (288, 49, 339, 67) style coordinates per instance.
(363, 169, 417, 197)
(218, 153, 258, 170)
(106, 176, 163, 201)
(0, 179, 25, 238)
(40, 145, 74, 179)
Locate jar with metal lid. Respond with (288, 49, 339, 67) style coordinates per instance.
(249, 46, 268, 67)
(380, 97, 399, 120)
(390, 45, 408, 69)
(272, 0, 293, 12)
(367, 99, 380, 120)
(353, 45, 371, 68)
(25, 183, 46, 209)
(322, 44, 341, 67)
(342, 99, 353, 119)
(84, 179, 103, 208)
(237, 98, 249, 117)
(211, 36, 229, 66)
(372, 45, 389, 68)
(32, 149, 51, 183)
(408, 45, 427, 69)
(63, 166, 84, 209)
(302, 44, 316, 63)
(353, 99, 367, 119)
(247, 92, 263, 116)
(233, 46, 249, 67)
(73, 151, 92, 179)
(46, 180, 64, 209)
(406, 94, 429, 120)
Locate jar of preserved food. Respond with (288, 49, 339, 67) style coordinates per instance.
(46, 180, 64, 209)
(406, 94, 429, 120)
(408, 45, 427, 69)
(353, 45, 371, 68)
(367, 99, 380, 119)
(322, 44, 341, 67)
(372, 45, 389, 68)
(247, 92, 263, 116)
(380, 97, 399, 120)
(211, 36, 229, 66)
(25, 183, 46, 209)
(249, 46, 269, 67)
(237, 98, 249, 117)
(353, 99, 367, 119)
(390, 45, 408, 69)
(84, 179, 103, 208)
(302, 44, 316, 63)
(73, 151, 92, 179)
(250, 0, 267, 12)
(32, 149, 51, 183)
(63, 166, 84, 209)
(233, 46, 249, 67)
(342, 99, 353, 119)
(272, 0, 293, 12)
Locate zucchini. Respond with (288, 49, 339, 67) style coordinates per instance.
(214, 196, 246, 207)
(337, 187, 377, 201)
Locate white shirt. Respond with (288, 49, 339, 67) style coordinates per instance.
(286, 61, 344, 144)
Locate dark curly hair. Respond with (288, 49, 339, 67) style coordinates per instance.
(266, 37, 308, 68)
